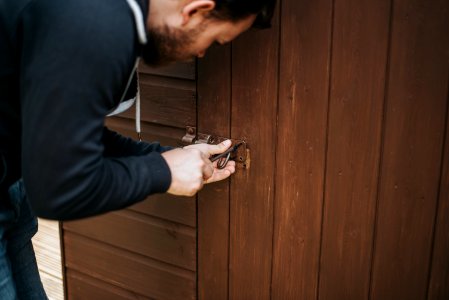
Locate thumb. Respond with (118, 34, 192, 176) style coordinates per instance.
(208, 140, 232, 156)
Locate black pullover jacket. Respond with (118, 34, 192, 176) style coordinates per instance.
(0, 0, 172, 220)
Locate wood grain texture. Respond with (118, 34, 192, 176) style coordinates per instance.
(197, 44, 231, 300)
(318, 0, 391, 299)
(33, 219, 64, 300)
(66, 269, 153, 300)
(271, 0, 332, 299)
(228, 8, 280, 299)
(64, 232, 195, 300)
(119, 74, 196, 128)
(40, 272, 64, 300)
(428, 93, 449, 299)
(370, 0, 449, 299)
(105, 117, 185, 147)
(139, 61, 195, 80)
(130, 194, 196, 228)
(64, 210, 196, 271)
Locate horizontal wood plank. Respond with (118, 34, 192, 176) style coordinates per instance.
(32, 219, 63, 300)
(118, 74, 195, 128)
(63, 210, 196, 271)
(64, 232, 195, 300)
(105, 117, 185, 147)
(67, 269, 153, 300)
(130, 194, 196, 228)
(139, 62, 195, 80)
(40, 272, 64, 300)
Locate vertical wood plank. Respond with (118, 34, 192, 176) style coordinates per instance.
(271, 0, 332, 299)
(370, 0, 449, 299)
(428, 92, 449, 300)
(229, 8, 280, 299)
(318, 0, 392, 299)
(197, 45, 231, 300)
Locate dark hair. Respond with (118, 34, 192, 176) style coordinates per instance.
(211, 0, 277, 29)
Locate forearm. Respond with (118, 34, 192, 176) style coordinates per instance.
(24, 152, 171, 221)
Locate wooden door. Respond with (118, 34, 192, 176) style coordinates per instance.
(62, 0, 449, 299)
(197, 0, 449, 299)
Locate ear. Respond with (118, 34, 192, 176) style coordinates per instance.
(181, 0, 216, 25)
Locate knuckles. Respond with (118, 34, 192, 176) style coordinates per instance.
(198, 160, 206, 168)
(186, 180, 203, 196)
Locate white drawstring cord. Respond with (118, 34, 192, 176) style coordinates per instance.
(125, 0, 148, 44)
(106, 58, 140, 117)
(125, 0, 148, 140)
(136, 71, 142, 141)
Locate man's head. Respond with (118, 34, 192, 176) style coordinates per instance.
(142, 0, 276, 66)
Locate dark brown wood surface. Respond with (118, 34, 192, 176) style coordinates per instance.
(64, 210, 196, 271)
(428, 96, 449, 300)
(318, 0, 391, 299)
(197, 44, 232, 300)
(228, 8, 280, 299)
(64, 232, 195, 300)
(119, 75, 196, 128)
(130, 194, 196, 228)
(66, 269, 153, 300)
(105, 117, 186, 147)
(139, 61, 195, 80)
(370, 0, 449, 299)
(271, 0, 332, 299)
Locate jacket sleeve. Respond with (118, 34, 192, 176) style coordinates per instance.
(102, 127, 174, 157)
(19, 0, 171, 220)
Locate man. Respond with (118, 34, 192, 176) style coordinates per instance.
(0, 0, 275, 298)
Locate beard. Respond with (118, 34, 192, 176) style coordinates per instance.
(142, 25, 199, 67)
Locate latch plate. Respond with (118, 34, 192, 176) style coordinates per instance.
(182, 126, 249, 168)
(182, 126, 197, 144)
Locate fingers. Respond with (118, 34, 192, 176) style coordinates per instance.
(204, 160, 236, 184)
(202, 159, 214, 180)
(212, 159, 236, 169)
(207, 140, 232, 156)
(163, 145, 237, 197)
(162, 148, 208, 197)
(203, 168, 233, 184)
(194, 150, 214, 180)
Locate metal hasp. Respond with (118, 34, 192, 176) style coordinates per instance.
(182, 126, 250, 169)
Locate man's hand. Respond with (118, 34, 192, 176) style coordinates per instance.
(161, 140, 236, 197)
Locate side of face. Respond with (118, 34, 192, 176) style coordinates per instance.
(143, 0, 256, 66)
